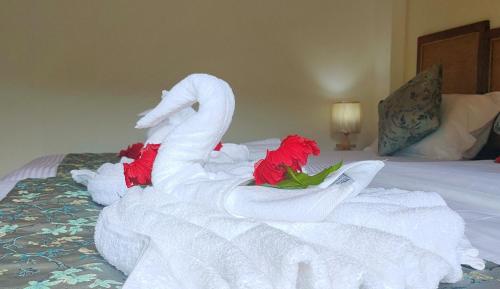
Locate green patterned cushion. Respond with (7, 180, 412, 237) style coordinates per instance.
(378, 65, 443, 155)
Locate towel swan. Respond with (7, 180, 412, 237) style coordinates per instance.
(94, 74, 484, 289)
(134, 74, 385, 221)
(72, 87, 276, 206)
(136, 74, 239, 191)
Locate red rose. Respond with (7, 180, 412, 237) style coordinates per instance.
(253, 135, 320, 185)
(253, 152, 287, 185)
(496, 156, 500, 163)
(119, 143, 144, 159)
(214, 142, 223, 151)
(123, 143, 160, 187)
(278, 135, 320, 170)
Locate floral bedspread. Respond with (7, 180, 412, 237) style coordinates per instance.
(0, 154, 124, 289)
(55, 153, 119, 179)
(0, 153, 499, 289)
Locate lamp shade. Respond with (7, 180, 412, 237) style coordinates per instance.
(331, 101, 361, 134)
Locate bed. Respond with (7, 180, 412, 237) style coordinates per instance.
(1, 21, 500, 288)
(1, 152, 499, 289)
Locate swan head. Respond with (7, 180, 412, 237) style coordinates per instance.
(135, 74, 231, 129)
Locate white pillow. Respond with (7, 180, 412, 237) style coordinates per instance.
(363, 139, 378, 152)
(396, 93, 500, 160)
(0, 155, 65, 182)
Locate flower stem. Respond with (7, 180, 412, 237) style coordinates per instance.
(286, 166, 305, 186)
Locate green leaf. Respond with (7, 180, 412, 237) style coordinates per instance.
(302, 161, 343, 186)
(272, 161, 343, 189)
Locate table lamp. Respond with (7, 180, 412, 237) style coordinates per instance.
(331, 101, 361, 150)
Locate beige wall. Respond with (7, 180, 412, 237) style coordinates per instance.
(4, 0, 498, 177)
(403, 0, 500, 81)
(0, 0, 399, 176)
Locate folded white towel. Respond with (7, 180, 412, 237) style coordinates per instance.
(72, 76, 275, 206)
(96, 185, 480, 289)
(224, 161, 385, 221)
(72, 163, 127, 206)
(327, 188, 485, 275)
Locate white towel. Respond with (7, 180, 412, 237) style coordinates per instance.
(95, 186, 482, 289)
(136, 74, 236, 192)
(224, 161, 385, 221)
(209, 143, 250, 163)
(72, 75, 275, 206)
(242, 138, 281, 160)
(329, 188, 485, 274)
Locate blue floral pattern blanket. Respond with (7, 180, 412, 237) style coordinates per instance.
(0, 154, 125, 289)
(0, 153, 498, 288)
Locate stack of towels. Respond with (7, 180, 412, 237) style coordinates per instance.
(90, 74, 483, 289)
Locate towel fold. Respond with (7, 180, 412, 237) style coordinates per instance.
(209, 143, 251, 163)
(242, 138, 281, 160)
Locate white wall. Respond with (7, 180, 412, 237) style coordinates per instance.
(0, 0, 397, 176)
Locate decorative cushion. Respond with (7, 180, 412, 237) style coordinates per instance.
(378, 65, 443, 155)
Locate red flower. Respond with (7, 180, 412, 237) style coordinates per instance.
(253, 153, 287, 185)
(495, 156, 500, 163)
(123, 143, 160, 187)
(214, 142, 223, 151)
(279, 135, 320, 170)
(119, 143, 144, 159)
(253, 135, 320, 185)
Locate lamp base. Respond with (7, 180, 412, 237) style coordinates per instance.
(335, 133, 356, 151)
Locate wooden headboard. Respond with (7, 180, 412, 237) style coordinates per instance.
(489, 27, 500, 92)
(417, 21, 490, 94)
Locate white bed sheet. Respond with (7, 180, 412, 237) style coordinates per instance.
(307, 150, 500, 264)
